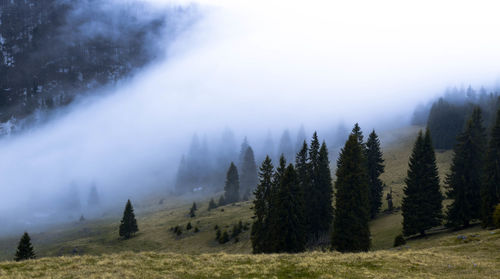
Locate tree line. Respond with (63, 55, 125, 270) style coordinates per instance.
(251, 127, 385, 253)
(402, 106, 500, 240)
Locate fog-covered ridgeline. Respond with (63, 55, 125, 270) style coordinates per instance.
(2, 0, 500, 234)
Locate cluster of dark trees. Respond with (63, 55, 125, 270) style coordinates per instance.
(332, 126, 384, 252)
(0, 0, 187, 129)
(402, 106, 500, 238)
(251, 128, 385, 253)
(175, 133, 258, 196)
(414, 86, 500, 149)
(174, 126, 351, 196)
(215, 221, 249, 244)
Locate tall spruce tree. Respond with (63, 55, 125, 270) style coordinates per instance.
(331, 133, 371, 252)
(240, 147, 258, 199)
(316, 142, 334, 234)
(481, 109, 500, 227)
(14, 232, 35, 261)
(366, 130, 385, 219)
(119, 199, 139, 239)
(351, 123, 366, 150)
(446, 107, 486, 228)
(224, 162, 240, 204)
(401, 130, 443, 236)
(251, 156, 274, 253)
(306, 133, 321, 238)
(273, 164, 306, 253)
(267, 155, 288, 251)
(88, 183, 100, 206)
(295, 141, 313, 237)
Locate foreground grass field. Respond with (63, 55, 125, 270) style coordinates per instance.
(1, 228, 498, 278)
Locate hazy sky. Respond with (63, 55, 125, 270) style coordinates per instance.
(2, 0, 500, 230)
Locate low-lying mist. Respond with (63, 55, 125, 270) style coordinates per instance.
(2, 0, 500, 235)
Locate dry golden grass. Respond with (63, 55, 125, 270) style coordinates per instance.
(1, 228, 498, 279)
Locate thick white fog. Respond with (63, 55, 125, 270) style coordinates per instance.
(2, 0, 500, 233)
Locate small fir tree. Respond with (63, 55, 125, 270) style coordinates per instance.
(240, 146, 258, 197)
(119, 199, 139, 239)
(224, 162, 240, 204)
(208, 198, 217, 211)
(14, 232, 36, 261)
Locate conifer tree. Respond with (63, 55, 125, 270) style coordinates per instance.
(14, 232, 35, 261)
(402, 130, 443, 236)
(88, 183, 100, 206)
(238, 137, 250, 168)
(306, 133, 321, 238)
(267, 155, 288, 251)
(251, 156, 274, 253)
(240, 146, 258, 198)
(278, 130, 294, 163)
(189, 202, 197, 217)
(481, 109, 500, 227)
(366, 130, 384, 219)
(316, 142, 334, 233)
(208, 198, 217, 211)
(351, 123, 366, 150)
(218, 195, 225, 207)
(273, 164, 306, 253)
(446, 107, 486, 228)
(119, 199, 139, 239)
(331, 133, 371, 252)
(224, 162, 240, 204)
(295, 141, 313, 237)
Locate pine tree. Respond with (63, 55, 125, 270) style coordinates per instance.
(14, 232, 35, 261)
(224, 162, 240, 204)
(366, 130, 385, 219)
(208, 198, 217, 211)
(238, 137, 250, 168)
(88, 183, 100, 206)
(446, 107, 486, 228)
(278, 130, 294, 163)
(481, 109, 500, 227)
(251, 156, 274, 253)
(273, 164, 306, 253)
(189, 202, 197, 217)
(351, 123, 366, 150)
(119, 199, 139, 239)
(402, 130, 443, 236)
(218, 195, 226, 207)
(295, 141, 312, 237)
(331, 133, 371, 252)
(266, 155, 288, 251)
(240, 146, 258, 198)
(316, 142, 334, 233)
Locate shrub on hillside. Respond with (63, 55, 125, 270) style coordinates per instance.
(493, 204, 500, 228)
(394, 234, 406, 247)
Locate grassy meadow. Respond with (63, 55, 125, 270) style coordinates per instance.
(0, 228, 498, 278)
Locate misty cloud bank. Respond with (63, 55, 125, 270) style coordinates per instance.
(2, 0, 500, 234)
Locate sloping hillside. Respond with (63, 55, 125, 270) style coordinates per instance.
(0, 125, 454, 260)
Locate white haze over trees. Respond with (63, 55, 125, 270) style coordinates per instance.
(2, 0, 500, 233)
